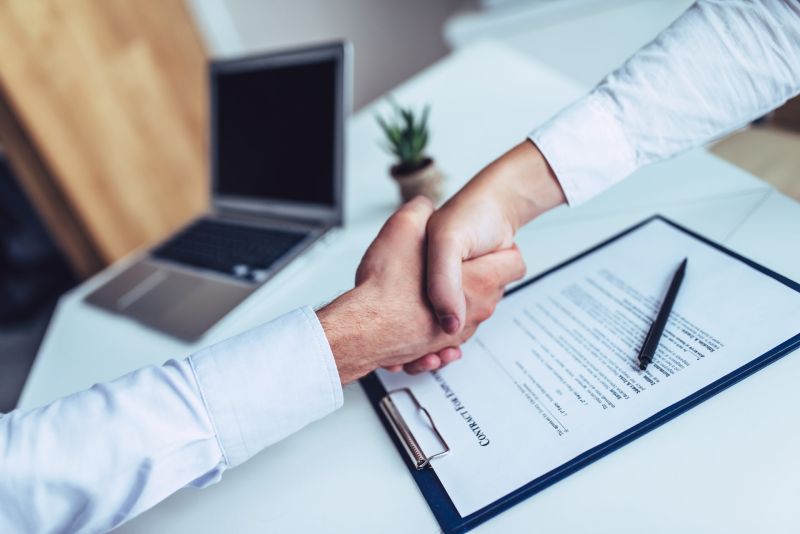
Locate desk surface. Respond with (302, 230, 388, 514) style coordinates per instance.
(20, 38, 800, 534)
(445, 0, 695, 87)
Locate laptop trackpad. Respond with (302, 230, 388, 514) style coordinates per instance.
(123, 268, 251, 341)
(86, 261, 253, 342)
(124, 270, 197, 317)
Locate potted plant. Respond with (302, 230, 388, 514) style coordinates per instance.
(376, 101, 444, 204)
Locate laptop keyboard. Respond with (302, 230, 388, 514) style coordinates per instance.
(153, 219, 308, 283)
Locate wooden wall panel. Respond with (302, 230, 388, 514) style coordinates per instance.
(0, 82, 103, 276)
(0, 0, 208, 268)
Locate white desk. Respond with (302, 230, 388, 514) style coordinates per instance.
(445, 0, 695, 87)
(20, 42, 800, 533)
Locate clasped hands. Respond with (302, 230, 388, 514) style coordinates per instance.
(318, 195, 523, 384)
(319, 140, 566, 385)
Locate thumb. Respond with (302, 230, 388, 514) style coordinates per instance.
(426, 230, 467, 334)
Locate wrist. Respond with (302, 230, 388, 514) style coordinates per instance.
(316, 286, 379, 385)
(488, 140, 566, 230)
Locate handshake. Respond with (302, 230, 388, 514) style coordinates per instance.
(0, 142, 564, 534)
(318, 142, 565, 384)
(318, 195, 525, 384)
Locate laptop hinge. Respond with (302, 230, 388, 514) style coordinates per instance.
(212, 207, 332, 229)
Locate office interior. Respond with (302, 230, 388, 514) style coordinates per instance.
(1, 0, 800, 531)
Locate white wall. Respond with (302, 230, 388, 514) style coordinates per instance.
(190, 0, 465, 110)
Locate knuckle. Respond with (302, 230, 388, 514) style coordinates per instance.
(377, 217, 401, 239)
(517, 256, 527, 276)
(473, 269, 496, 291)
(464, 297, 493, 324)
(382, 211, 424, 241)
(478, 302, 496, 322)
(510, 255, 527, 281)
(409, 195, 434, 212)
(391, 210, 416, 228)
(401, 197, 433, 221)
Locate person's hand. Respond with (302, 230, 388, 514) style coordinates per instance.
(317, 196, 525, 384)
(426, 140, 566, 334)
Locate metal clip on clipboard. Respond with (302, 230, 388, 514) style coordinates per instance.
(379, 388, 450, 470)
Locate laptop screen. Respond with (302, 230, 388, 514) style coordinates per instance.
(212, 50, 340, 208)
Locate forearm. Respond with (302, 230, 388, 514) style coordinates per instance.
(0, 359, 224, 533)
(531, 0, 800, 205)
(0, 308, 343, 533)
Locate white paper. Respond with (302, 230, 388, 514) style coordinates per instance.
(378, 219, 800, 517)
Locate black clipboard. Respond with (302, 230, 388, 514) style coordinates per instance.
(360, 215, 800, 534)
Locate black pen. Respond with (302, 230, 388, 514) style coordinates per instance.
(637, 258, 687, 371)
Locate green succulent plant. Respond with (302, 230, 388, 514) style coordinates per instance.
(376, 100, 431, 174)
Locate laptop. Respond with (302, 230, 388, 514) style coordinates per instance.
(86, 42, 351, 341)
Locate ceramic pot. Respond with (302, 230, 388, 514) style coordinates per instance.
(390, 158, 445, 204)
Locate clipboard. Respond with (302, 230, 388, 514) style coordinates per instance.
(360, 215, 800, 534)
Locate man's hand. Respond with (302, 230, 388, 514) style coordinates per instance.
(426, 140, 566, 334)
(317, 196, 525, 385)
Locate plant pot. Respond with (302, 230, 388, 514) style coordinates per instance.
(390, 158, 445, 204)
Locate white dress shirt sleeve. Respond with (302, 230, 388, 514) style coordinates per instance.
(530, 0, 800, 205)
(0, 306, 342, 534)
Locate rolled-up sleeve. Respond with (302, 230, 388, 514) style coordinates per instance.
(530, 0, 800, 205)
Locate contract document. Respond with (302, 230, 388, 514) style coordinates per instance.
(370, 217, 800, 528)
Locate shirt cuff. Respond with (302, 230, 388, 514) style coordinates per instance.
(189, 307, 343, 468)
(529, 93, 639, 206)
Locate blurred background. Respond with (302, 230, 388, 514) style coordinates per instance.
(0, 0, 798, 412)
